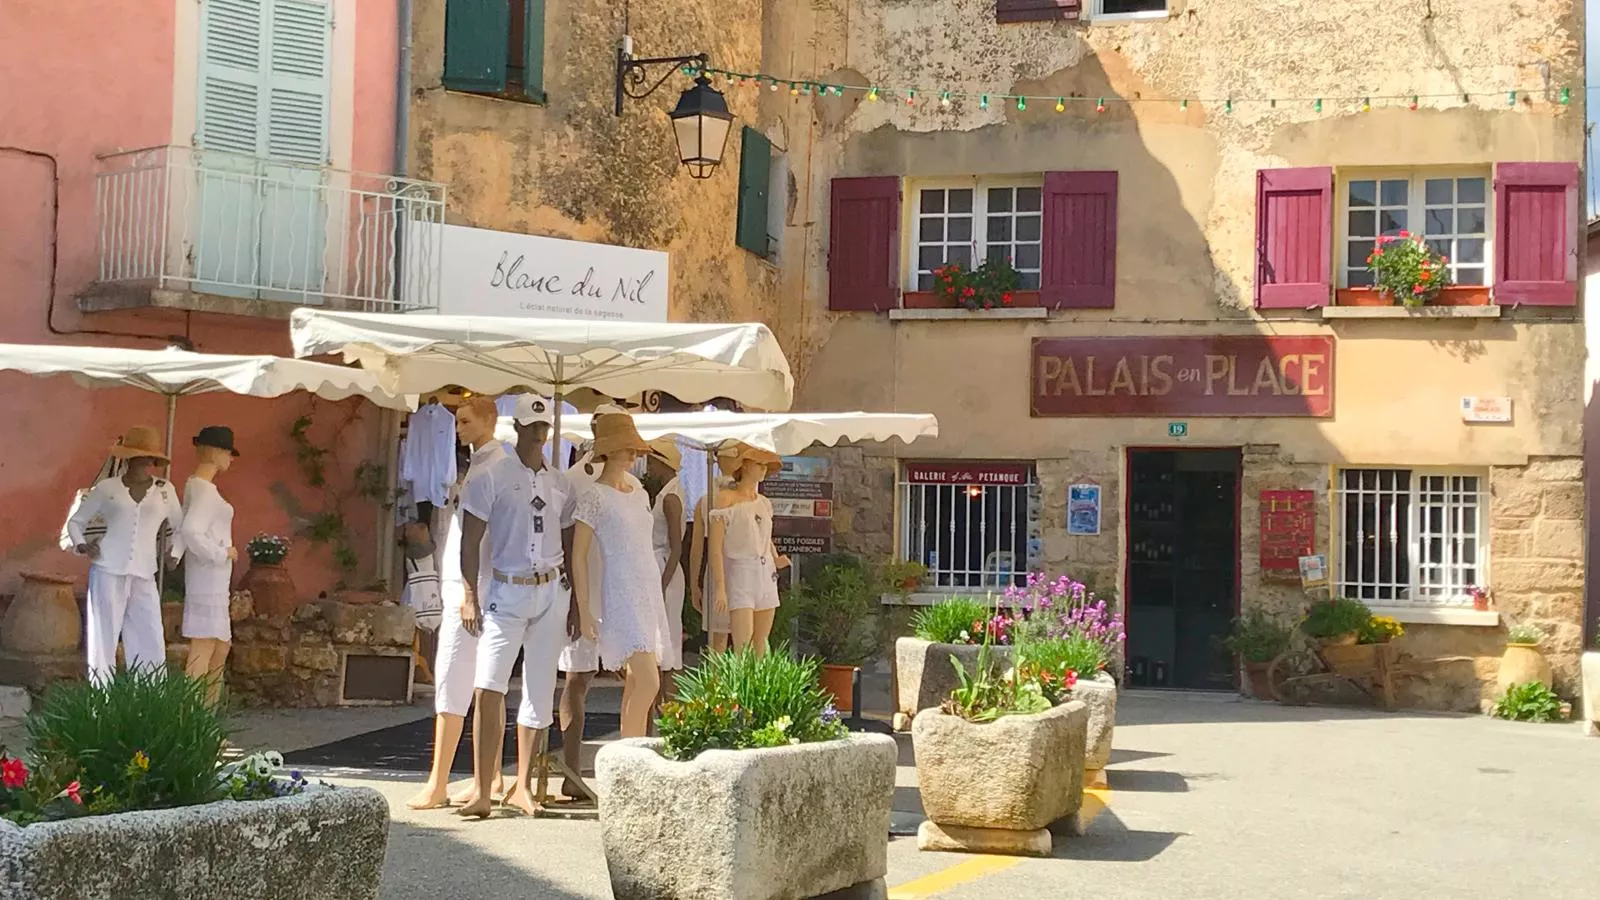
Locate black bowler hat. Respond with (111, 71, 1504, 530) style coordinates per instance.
(193, 426, 241, 457)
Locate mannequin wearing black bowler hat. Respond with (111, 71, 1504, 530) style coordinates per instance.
(181, 426, 240, 707)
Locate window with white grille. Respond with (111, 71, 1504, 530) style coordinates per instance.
(911, 180, 1043, 290)
(1335, 468, 1487, 605)
(1339, 170, 1490, 288)
(899, 461, 1035, 591)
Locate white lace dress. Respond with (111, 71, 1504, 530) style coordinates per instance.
(575, 482, 668, 670)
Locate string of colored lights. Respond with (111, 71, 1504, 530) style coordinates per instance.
(685, 63, 1575, 113)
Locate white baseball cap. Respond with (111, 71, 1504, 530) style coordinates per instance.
(512, 394, 556, 426)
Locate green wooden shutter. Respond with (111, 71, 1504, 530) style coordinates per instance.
(522, 0, 545, 100)
(264, 0, 331, 164)
(735, 127, 772, 255)
(198, 0, 266, 154)
(444, 0, 510, 93)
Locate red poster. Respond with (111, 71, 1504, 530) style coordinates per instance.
(1259, 490, 1316, 570)
(1030, 336, 1335, 417)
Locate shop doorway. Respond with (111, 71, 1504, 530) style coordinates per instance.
(1124, 448, 1241, 691)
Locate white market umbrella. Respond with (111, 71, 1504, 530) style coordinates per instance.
(288, 309, 795, 412)
(0, 343, 411, 454)
(556, 410, 939, 457)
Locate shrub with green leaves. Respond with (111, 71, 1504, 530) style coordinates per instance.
(911, 597, 991, 644)
(1016, 634, 1107, 680)
(1301, 597, 1372, 640)
(1493, 681, 1563, 723)
(657, 647, 847, 760)
(26, 666, 230, 814)
(1223, 609, 1292, 663)
(943, 641, 1050, 723)
(1506, 623, 1545, 645)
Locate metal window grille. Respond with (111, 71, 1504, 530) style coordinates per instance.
(898, 465, 1034, 591)
(1335, 468, 1486, 606)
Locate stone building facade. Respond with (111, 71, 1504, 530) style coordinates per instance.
(749, 0, 1588, 708)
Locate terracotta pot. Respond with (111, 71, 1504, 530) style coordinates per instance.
(1244, 661, 1276, 701)
(1, 571, 81, 655)
(1320, 642, 1380, 677)
(239, 562, 298, 618)
(820, 663, 858, 714)
(1496, 643, 1553, 696)
(1319, 632, 1359, 647)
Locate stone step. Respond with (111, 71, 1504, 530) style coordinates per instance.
(0, 684, 32, 721)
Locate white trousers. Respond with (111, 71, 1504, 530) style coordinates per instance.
(474, 579, 569, 729)
(86, 567, 166, 684)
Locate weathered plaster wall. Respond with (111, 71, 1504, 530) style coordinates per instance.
(409, 0, 785, 331)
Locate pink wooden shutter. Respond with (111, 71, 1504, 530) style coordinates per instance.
(996, 0, 1081, 23)
(1494, 162, 1579, 306)
(1254, 167, 1333, 309)
(1040, 171, 1118, 309)
(828, 177, 901, 312)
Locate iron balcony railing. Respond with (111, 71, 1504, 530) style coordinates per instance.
(94, 145, 444, 311)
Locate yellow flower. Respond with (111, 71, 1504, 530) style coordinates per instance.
(131, 751, 149, 772)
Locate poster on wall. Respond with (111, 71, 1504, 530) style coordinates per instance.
(763, 456, 833, 556)
(1260, 489, 1316, 571)
(413, 223, 669, 322)
(1067, 484, 1102, 535)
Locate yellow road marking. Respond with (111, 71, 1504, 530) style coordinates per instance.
(886, 856, 1022, 900)
(887, 775, 1111, 899)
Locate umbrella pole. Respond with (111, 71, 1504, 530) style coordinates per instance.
(164, 394, 177, 458)
(534, 360, 581, 817)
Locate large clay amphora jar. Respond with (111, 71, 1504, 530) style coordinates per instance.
(2, 572, 82, 655)
(1496, 643, 1553, 696)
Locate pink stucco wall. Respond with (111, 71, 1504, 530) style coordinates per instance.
(0, 0, 401, 601)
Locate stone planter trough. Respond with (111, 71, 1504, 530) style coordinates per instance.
(894, 637, 1012, 728)
(1581, 651, 1600, 737)
(596, 734, 897, 900)
(0, 787, 388, 900)
(912, 700, 1089, 857)
(1070, 673, 1118, 771)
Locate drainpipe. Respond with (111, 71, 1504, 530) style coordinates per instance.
(376, 0, 415, 591)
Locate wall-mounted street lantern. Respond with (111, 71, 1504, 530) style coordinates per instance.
(614, 37, 733, 180)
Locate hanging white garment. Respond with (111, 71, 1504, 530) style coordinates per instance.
(401, 402, 457, 507)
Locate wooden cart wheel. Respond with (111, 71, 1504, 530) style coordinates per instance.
(1267, 648, 1321, 704)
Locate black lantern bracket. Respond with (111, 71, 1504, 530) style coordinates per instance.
(613, 37, 709, 117)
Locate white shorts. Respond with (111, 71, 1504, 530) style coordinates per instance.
(701, 576, 730, 635)
(433, 598, 478, 718)
(725, 556, 781, 611)
(474, 578, 569, 729)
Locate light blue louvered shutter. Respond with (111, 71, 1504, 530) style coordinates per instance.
(197, 0, 265, 154)
(264, 0, 331, 164)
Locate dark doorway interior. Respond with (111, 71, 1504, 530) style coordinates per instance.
(1125, 448, 1241, 691)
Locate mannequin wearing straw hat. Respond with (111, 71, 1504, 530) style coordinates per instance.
(570, 412, 669, 738)
(708, 443, 791, 656)
(66, 425, 185, 683)
(180, 426, 241, 706)
(644, 437, 686, 711)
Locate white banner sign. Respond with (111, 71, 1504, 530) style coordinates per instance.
(421, 223, 668, 322)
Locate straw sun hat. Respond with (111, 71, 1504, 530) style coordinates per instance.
(716, 442, 781, 479)
(646, 436, 681, 470)
(109, 426, 168, 462)
(590, 412, 650, 460)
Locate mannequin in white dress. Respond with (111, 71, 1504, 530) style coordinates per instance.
(181, 426, 240, 706)
(709, 443, 791, 656)
(571, 413, 668, 738)
(645, 438, 685, 712)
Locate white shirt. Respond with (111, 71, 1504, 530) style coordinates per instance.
(401, 403, 458, 507)
(528, 467, 577, 570)
(459, 441, 538, 576)
(181, 477, 235, 597)
(68, 476, 184, 578)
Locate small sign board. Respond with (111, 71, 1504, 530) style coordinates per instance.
(1168, 422, 1188, 438)
(1259, 490, 1316, 571)
(1461, 396, 1512, 423)
(763, 456, 834, 556)
(1299, 553, 1329, 589)
(1067, 484, 1102, 535)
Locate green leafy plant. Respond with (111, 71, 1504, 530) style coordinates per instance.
(1492, 681, 1563, 723)
(931, 257, 1023, 310)
(26, 666, 230, 815)
(1014, 635, 1102, 704)
(880, 559, 928, 596)
(1506, 623, 1545, 645)
(1367, 232, 1451, 307)
(288, 404, 400, 577)
(911, 596, 992, 644)
(657, 647, 847, 760)
(246, 533, 290, 566)
(791, 562, 879, 665)
(943, 639, 1050, 723)
(1222, 609, 1292, 663)
(1301, 597, 1373, 640)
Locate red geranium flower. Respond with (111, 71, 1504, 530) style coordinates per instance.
(1, 757, 27, 789)
(65, 781, 82, 804)
(1001, 293, 1014, 305)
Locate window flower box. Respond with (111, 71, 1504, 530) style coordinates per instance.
(595, 735, 896, 900)
(902, 290, 1042, 310)
(1335, 286, 1491, 307)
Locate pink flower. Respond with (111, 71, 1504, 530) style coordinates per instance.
(65, 781, 82, 805)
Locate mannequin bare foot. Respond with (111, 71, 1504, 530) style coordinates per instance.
(456, 795, 494, 819)
(405, 784, 453, 811)
(449, 775, 504, 806)
(505, 784, 542, 816)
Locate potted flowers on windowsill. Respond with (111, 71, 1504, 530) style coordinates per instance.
(239, 533, 297, 618)
(594, 649, 896, 900)
(1346, 231, 1467, 308)
(908, 257, 1027, 311)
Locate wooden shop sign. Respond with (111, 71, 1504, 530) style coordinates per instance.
(1030, 336, 1335, 417)
(904, 462, 1032, 486)
(1259, 490, 1316, 572)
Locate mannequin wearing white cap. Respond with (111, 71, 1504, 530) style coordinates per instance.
(708, 443, 791, 656)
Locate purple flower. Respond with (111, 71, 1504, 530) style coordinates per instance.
(821, 704, 841, 725)
(290, 770, 303, 782)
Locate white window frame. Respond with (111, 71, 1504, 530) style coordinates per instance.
(1089, 0, 1170, 22)
(897, 462, 1036, 593)
(1336, 167, 1493, 290)
(903, 177, 1044, 292)
(1333, 467, 1489, 608)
